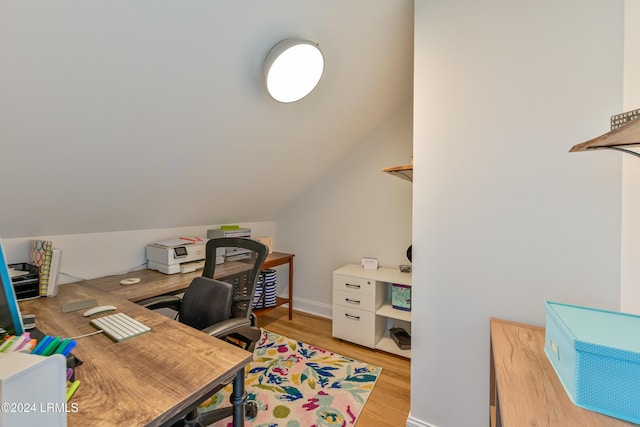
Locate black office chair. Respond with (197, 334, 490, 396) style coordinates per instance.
(139, 237, 269, 427)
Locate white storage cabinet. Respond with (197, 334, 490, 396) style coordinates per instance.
(332, 264, 412, 358)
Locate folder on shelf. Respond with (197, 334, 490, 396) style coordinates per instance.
(30, 240, 53, 296)
(46, 249, 62, 297)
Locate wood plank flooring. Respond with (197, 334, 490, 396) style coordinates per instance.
(256, 307, 411, 427)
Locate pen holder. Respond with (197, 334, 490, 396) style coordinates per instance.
(0, 352, 67, 426)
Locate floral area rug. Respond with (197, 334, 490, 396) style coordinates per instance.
(200, 329, 382, 427)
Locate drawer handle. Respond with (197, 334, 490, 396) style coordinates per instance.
(345, 283, 361, 289)
(345, 298, 361, 305)
(345, 313, 360, 320)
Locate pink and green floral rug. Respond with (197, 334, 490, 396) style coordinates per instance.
(200, 329, 382, 427)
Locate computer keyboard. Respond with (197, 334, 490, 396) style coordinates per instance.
(90, 312, 151, 342)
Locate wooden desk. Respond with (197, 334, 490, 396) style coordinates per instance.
(87, 252, 296, 320)
(19, 283, 252, 427)
(489, 318, 636, 427)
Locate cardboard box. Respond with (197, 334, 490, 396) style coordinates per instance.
(544, 301, 640, 424)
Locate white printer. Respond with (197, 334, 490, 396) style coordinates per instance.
(146, 238, 208, 275)
(207, 228, 251, 261)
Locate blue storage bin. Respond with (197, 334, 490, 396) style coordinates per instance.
(544, 301, 640, 424)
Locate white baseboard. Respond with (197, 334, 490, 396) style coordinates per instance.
(288, 296, 332, 319)
(406, 414, 437, 427)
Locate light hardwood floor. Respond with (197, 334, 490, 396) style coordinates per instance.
(256, 306, 411, 427)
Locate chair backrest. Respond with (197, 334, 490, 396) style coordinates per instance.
(179, 276, 233, 330)
(202, 237, 269, 321)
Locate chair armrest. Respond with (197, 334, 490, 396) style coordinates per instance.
(137, 295, 182, 312)
(202, 318, 251, 338)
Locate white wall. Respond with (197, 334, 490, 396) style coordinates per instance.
(277, 103, 413, 317)
(621, 1, 640, 314)
(2, 98, 413, 307)
(411, 1, 623, 426)
(0, 1, 413, 240)
(3, 221, 275, 283)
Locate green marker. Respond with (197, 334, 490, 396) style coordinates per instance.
(66, 380, 80, 402)
(41, 336, 61, 356)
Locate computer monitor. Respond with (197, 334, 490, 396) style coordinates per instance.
(0, 239, 24, 336)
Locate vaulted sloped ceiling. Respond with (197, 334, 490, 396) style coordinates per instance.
(0, 1, 414, 238)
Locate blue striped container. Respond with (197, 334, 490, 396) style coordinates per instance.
(253, 269, 277, 309)
(544, 301, 640, 424)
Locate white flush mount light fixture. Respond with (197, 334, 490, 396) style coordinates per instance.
(264, 39, 324, 103)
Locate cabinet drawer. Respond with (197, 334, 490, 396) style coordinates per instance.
(333, 289, 376, 312)
(333, 274, 375, 296)
(332, 305, 376, 348)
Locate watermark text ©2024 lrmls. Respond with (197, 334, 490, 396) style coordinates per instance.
(1, 402, 79, 414)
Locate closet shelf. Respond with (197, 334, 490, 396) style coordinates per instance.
(570, 113, 640, 158)
(382, 165, 413, 182)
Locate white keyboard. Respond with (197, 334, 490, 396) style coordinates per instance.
(90, 312, 151, 342)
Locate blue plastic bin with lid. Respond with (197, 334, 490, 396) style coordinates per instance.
(544, 301, 640, 424)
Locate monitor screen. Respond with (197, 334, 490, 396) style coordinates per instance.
(0, 239, 24, 336)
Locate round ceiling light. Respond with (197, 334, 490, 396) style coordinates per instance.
(264, 39, 324, 103)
